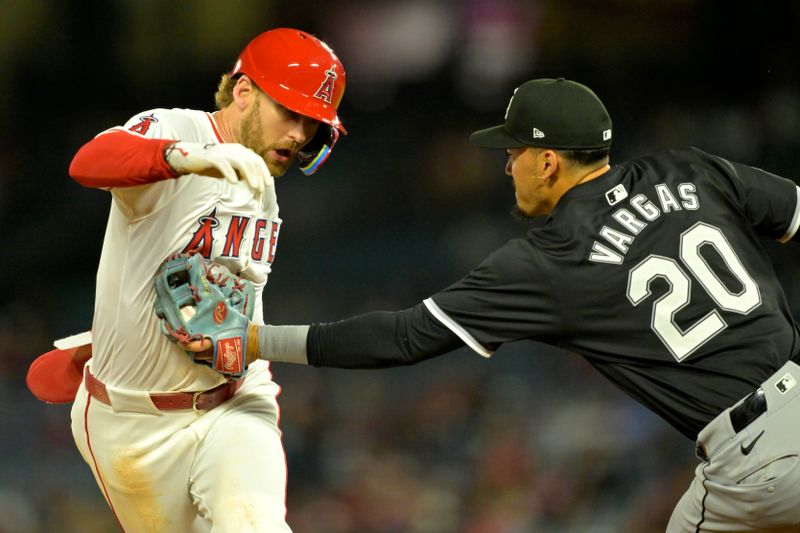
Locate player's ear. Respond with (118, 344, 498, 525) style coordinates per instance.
(232, 75, 256, 111)
(528, 147, 558, 181)
(539, 149, 559, 181)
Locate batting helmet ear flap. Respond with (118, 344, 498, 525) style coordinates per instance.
(298, 125, 340, 175)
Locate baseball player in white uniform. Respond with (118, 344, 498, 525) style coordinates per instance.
(59, 28, 346, 531)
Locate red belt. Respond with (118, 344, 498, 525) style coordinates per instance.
(84, 367, 243, 412)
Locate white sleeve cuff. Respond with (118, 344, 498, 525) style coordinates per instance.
(423, 298, 494, 358)
(779, 186, 800, 243)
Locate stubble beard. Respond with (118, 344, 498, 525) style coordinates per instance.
(509, 180, 541, 222)
(510, 204, 537, 222)
(239, 100, 291, 177)
(510, 183, 535, 221)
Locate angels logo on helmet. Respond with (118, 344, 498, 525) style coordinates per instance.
(314, 69, 338, 104)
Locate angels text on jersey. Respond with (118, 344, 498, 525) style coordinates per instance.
(589, 181, 699, 265)
(183, 207, 281, 264)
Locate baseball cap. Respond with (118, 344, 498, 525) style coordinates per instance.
(470, 78, 612, 150)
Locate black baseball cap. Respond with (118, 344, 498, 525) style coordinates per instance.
(470, 78, 612, 150)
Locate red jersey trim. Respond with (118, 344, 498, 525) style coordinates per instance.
(205, 113, 226, 143)
(84, 393, 126, 531)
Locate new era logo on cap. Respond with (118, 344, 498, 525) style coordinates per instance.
(603, 129, 612, 141)
(532, 128, 545, 139)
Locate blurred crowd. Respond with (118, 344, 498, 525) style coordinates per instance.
(1, 1, 799, 532)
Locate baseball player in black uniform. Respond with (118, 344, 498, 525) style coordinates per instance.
(190, 78, 800, 531)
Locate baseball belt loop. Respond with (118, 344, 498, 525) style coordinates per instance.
(192, 391, 203, 413)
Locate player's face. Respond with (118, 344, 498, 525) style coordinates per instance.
(239, 93, 320, 177)
(505, 147, 550, 217)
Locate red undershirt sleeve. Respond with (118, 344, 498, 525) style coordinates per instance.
(69, 129, 179, 189)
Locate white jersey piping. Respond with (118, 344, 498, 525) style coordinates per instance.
(423, 298, 494, 358)
(779, 186, 800, 243)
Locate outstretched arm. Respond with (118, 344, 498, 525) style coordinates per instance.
(260, 303, 464, 368)
(179, 303, 464, 369)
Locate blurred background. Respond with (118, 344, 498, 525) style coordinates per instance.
(2, 0, 800, 531)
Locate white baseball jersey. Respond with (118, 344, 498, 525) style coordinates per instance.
(70, 108, 292, 531)
(90, 108, 281, 391)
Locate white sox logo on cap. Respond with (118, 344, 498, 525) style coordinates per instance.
(504, 87, 519, 120)
(314, 69, 338, 104)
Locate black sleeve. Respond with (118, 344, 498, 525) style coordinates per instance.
(699, 148, 800, 243)
(427, 238, 562, 355)
(306, 302, 464, 368)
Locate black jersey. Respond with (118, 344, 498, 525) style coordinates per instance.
(425, 147, 800, 438)
(307, 147, 800, 438)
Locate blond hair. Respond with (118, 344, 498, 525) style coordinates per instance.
(214, 73, 237, 110)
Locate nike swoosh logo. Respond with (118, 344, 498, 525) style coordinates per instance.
(741, 430, 765, 455)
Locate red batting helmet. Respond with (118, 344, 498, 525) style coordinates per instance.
(232, 28, 346, 174)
